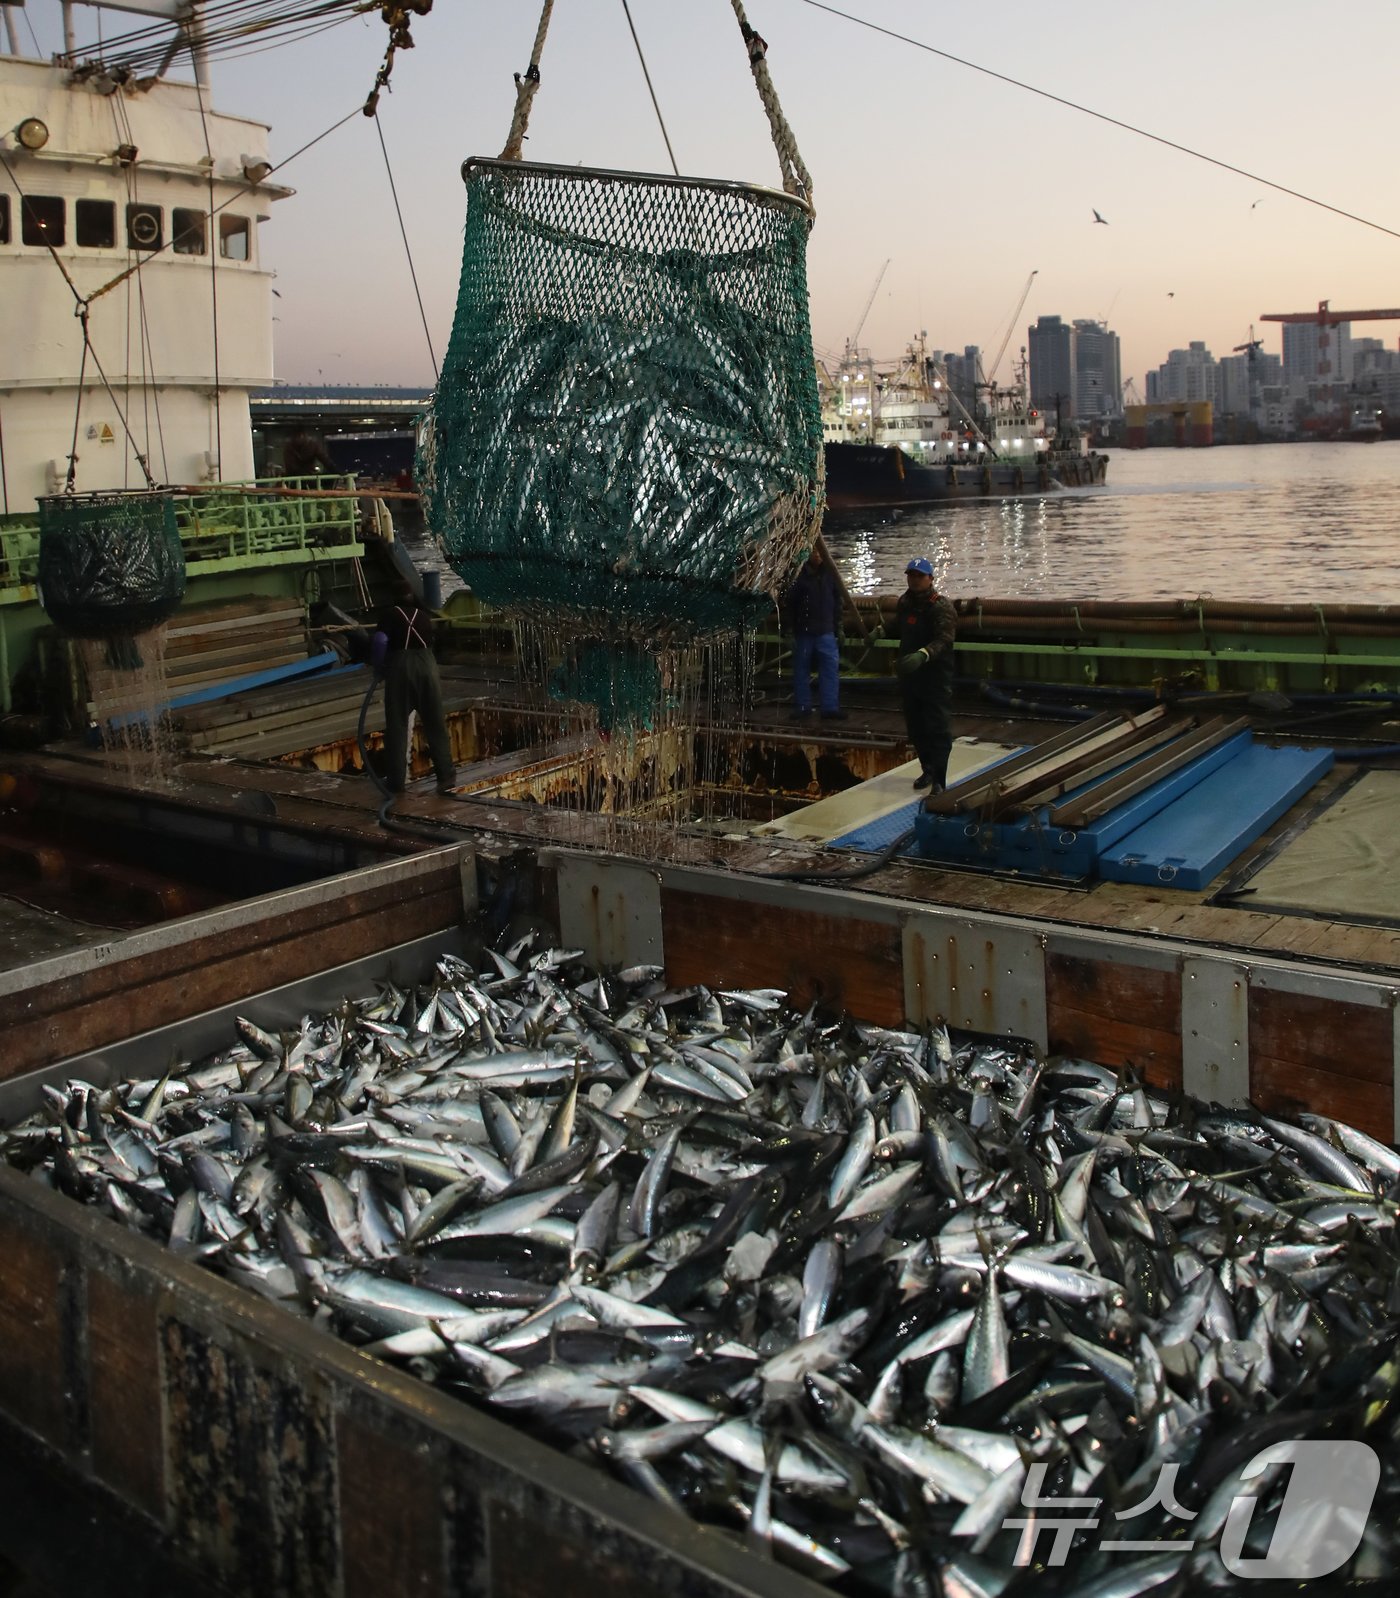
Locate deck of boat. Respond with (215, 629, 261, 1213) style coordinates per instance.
(5, 682, 1395, 981)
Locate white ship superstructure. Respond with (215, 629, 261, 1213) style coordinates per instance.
(0, 0, 290, 513)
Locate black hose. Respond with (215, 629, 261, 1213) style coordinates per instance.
(977, 682, 1098, 721)
(759, 824, 919, 884)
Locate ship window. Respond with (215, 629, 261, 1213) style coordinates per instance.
(0, 194, 8, 245)
(127, 204, 163, 251)
(76, 199, 116, 249)
(21, 195, 65, 247)
(219, 214, 250, 261)
(172, 208, 207, 255)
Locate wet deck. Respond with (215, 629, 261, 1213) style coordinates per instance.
(4, 687, 1396, 984)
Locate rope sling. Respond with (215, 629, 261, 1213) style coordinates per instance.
(422, 1, 824, 724)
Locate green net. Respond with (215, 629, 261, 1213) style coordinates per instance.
(422, 159, 823, 658)
(37, 491, 185, 639)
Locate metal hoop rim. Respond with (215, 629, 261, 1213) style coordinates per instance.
(461, 156, 813, 220)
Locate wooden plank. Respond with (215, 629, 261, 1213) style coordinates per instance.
(1249, 1056, 1392, 1139)
(88, 1265, 165, 1519)
(164, 600, 305, 638)
(1249, 986, 1391, 1085)
(0, 1212, 66, 1445)
(660, 888, 905, 1025)
(1046, 950, 1183, 1089)
(0, 875, 463, 1079)
(338, 1414, 444, 1598)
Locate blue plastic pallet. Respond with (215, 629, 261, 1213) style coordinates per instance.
(910, 730, 1255, 879)
(832, 800, 925, 854)
(1098, 743, 1334, 890)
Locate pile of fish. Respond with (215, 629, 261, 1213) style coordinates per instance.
(4, 940, 1400, 1597)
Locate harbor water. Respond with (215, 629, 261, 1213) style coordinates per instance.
(822, 439, 1400, 603)
(408, 440, 1400, 607)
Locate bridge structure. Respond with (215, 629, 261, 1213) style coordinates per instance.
(249, 386, 432, 481)
(1124, 400, 1213, 449)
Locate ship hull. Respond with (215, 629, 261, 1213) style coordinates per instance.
(824, 442, 1107, 510)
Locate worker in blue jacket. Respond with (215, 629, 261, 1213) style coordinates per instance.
(783, 543, 846, 720)
(895, 556, 957, 790)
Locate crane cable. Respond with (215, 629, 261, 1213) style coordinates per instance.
(495, 0, 813, 213)
(620, 0, 679, 178)
(372, 113, 439, 380)
(795, 0, 1400, 242)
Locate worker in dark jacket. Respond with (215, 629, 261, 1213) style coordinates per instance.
(783, 543, 845, 719)
(894, 556, 957, 790)
(281, 429, 334, 478)
(371, 586, 456, 795)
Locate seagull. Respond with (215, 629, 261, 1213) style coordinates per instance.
(1167, 292, 1175, 298)
(1251, 198, 1264, 209)
(1092, 209, 1108, 225)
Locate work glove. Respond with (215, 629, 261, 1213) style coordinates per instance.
(369, 630, 389, 681)
(897, 648, 929, 677)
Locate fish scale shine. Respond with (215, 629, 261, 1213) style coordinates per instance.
(3, 940, 1397, 1593)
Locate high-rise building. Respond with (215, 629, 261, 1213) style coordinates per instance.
(1217, 350, 1283, 418)
(1146, 341, 1218, 404)
(1072, 320, 1122, 421)
(1028, 315, 1076, 417)
(1282, 320, 1353, 386)
(937, 345, 981, 416)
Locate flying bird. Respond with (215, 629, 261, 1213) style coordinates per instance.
(1092, 209, 1108, 225)
(1251, 198, 1264, 209)
(1167, 292, 1175, 298)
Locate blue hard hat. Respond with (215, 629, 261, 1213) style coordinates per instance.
(906, 557, 934, 577)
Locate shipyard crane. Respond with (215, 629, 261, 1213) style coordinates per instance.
(1260, 300, 1400, 391)
(1260, 300, 1400, 329)
(984, 269, 1038, 386)
(844, 258, 892, 359)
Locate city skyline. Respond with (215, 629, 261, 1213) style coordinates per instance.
(14, 1, 1400, 391)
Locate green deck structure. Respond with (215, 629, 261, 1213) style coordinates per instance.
(0, 478, 365, 714)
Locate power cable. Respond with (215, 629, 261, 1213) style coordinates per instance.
(794, 0, 1400, 242)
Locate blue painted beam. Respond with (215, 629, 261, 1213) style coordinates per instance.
(1099, 744, 1335, 890)
(103, 650, 352, 731)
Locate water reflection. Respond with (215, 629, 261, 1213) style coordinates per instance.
(822, 440, 1400, 602)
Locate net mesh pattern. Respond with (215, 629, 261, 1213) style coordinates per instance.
(37, 492, 185, 639)
(423, 161, 824, 654)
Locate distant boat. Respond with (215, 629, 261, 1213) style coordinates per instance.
(819, 335, 1107, 510)
(1346, 405, 1384, 442)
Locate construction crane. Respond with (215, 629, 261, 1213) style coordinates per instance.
(844, 258, 892, 359)
(984, 269, 1038, 386)
(1122, 376, 1142, 407)
(1232, 328, 1265, 416)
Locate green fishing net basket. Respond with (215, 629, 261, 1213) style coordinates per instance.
(37, 491, 185, 639)
(422, 158, 824, 645)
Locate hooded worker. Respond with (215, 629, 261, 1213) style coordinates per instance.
(894, 557, 957, 791)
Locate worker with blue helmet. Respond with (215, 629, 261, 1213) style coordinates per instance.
(895, 556, 956, 791)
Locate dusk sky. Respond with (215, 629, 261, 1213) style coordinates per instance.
(26, 1, 1400, 390)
